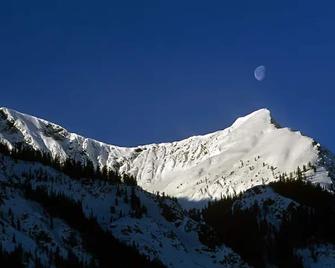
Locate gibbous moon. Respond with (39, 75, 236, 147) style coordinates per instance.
(254, 65, 266, 81)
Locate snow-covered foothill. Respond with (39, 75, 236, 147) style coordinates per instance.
(0, 155, 247, 268)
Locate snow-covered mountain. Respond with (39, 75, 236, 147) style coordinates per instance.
(0, 107, 334, 208)
(1, 106, 335, 267)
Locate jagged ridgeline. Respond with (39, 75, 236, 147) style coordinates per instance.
(0, 105, 335, 204)
(0, 107, 334, 205)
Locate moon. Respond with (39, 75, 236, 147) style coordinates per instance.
(254, 65, 266, 81)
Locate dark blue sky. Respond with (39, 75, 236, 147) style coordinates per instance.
(1, 1, 334, 151)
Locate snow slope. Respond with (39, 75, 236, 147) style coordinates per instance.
(0, 154, 246, 267)
(0, 107, 333, 208)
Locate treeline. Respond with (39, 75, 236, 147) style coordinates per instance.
(200, 178, 335, 267)
(201, 196, 271, 267)
(0, 245, 25, 268)
(112, 186, 148, 219)
(0, 142, 136, 185)
(0, 242, 85, 268)
(152, 192, 182, 223)
(269, 178, 335, 210)
(271, 179, 335, 266)
(23, 185, 164, 268)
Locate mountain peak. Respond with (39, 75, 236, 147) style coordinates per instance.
(245, 108, 271, 117)
(230, 108, 272, 130)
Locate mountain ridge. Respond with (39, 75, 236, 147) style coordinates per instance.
(0, 107, 333, 208)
